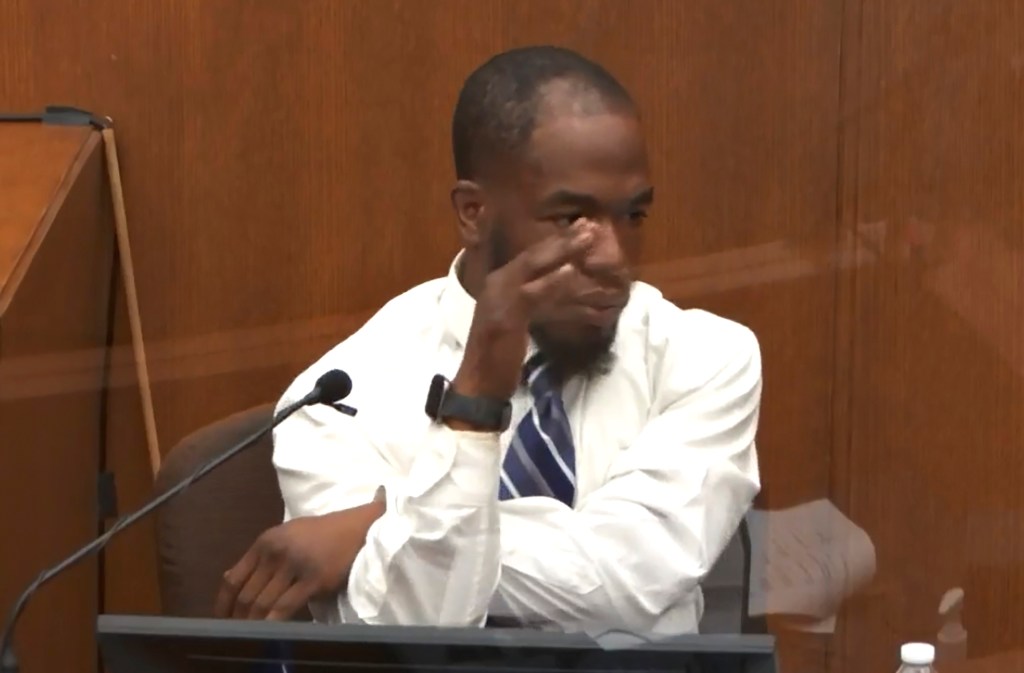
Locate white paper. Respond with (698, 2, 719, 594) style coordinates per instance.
(745, 499, 877, 625)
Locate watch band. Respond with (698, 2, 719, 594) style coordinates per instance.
(425, 374, 512, 431)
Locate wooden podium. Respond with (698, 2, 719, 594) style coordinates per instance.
(0, 122, 116, 673)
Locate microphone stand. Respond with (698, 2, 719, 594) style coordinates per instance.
(0, 376, 353, 673)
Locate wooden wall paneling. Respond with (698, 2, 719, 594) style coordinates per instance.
(835, 2, 1024, 671)
(0, 0, 165, 619)
(100, 284, 161, 617)
(6, 0, 503, 455)
(3, 0, 845, 489)
(828, 0, 864, 669)
(0, 125, 114, 673)
(4, 2, 844, 668)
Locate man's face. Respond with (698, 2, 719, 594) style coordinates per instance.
(485, 104, 652, 377)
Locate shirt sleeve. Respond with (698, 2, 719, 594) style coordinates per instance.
(487, 315, 762, 634)
(272, 382, 504, 627)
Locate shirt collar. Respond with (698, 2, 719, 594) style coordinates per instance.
(439, 250, 475, 349)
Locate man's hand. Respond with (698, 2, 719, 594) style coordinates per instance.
(214, 500, 384, 621)
(453, 221, 595, 405)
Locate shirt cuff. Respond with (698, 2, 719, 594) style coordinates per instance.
(405, 424, 501, 505)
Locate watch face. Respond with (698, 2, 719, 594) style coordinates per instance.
(424, 374, 449, 420)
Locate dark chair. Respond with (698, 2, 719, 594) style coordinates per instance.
(153, 403, 313, 619)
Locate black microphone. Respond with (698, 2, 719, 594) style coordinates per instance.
(0, 369, 354, 673)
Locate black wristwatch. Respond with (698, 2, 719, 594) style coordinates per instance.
(425, 374, 512, 432)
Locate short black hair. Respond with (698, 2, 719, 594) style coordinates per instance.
(452, 45, 635, 181)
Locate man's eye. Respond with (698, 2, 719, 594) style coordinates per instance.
(553, 214, 583, 228)
(627, 211, 648, 227)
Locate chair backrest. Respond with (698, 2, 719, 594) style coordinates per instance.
(154, 403, 292, 618)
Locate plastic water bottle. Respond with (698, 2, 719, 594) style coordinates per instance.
(897, 642, 937, 673)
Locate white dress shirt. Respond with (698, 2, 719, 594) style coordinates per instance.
(272, 253, 762, 635)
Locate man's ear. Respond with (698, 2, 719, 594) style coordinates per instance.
(450, 180, 486, 248)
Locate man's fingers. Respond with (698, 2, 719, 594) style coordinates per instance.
(214, 549, 260, 618)
(265, 579, 319, 622)
(231, 559, 277, 619)
(247, 566, 297, 620)
(517, 222, 595, 280)
(520, 262, 576, 305)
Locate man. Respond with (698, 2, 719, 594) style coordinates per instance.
(216, 45, 761, 635)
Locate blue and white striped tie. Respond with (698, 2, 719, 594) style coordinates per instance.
(498, 354, 576, 507)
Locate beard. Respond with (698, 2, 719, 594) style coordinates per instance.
(488, 218, 618, 383)
(529, 321, 617, 382)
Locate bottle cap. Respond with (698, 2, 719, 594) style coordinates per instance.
(902, 642, 936, 665)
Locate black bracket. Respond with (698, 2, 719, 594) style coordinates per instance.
(330, 402, 358, 417)
(0, 105, 110, 129)
(97, 471, 119, 520)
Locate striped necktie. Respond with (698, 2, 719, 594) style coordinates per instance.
(498, 354, 577, 508)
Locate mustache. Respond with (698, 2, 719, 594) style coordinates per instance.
(573, 258, 632, 281)
(571, 271, 633, 302)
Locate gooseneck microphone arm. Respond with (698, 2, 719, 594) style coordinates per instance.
(0, 369, 353, 673)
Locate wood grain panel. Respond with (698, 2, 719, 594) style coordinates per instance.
(836, 2, 1024, 671)
(0, 127, 114, 673)
(1, 0, 843, 484)
(0, 125, 95, 306)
